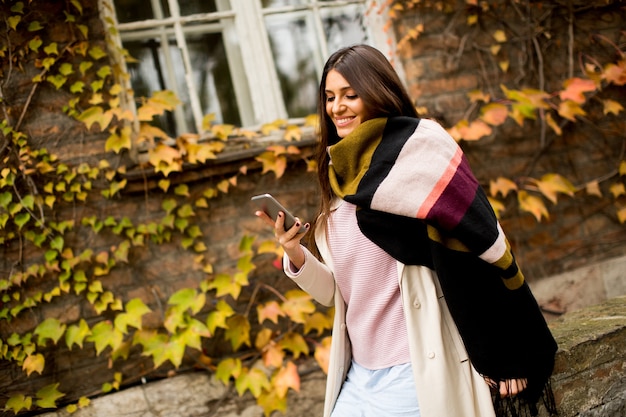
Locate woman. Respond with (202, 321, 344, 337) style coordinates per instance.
(256, 44, 557, 417)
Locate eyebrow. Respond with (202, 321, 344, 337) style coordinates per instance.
(325, 86, 353, 94)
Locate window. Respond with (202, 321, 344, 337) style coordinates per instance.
(107, 0, 389, 136)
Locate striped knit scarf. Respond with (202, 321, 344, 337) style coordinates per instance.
(328, 116, 558, 417)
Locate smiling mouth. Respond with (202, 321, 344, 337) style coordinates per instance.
(335, 117, 355, 127)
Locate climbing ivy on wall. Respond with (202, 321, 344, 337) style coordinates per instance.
(1, 0, 324, 416)
(382, 0, 626, 223)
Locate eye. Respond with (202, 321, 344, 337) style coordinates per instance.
(346, 94, 358, 100)
(326, 96, 335, 103)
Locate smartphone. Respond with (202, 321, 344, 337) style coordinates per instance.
(251, 193, 307, 233)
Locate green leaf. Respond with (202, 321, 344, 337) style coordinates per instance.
(14, 212, 31, 230)
(176, 204, 195, 218)
(50, 236, 64, 252)
(28, 37, 43, 52)
(8, 15, 21, 31)
(35, 383, 65, 409)
(215, 357, 242, 385)
(4, 394, 32, 414)
(87, 320, 123, 355)
(88, 46, 107, 60)
(65, 319, 91, 349)
(161, 198, 177, 214)
(21, 194, 35, 210)
(0, 191, 13, 208)
(34, 318, 67, 346)
(168, 288, 206, 315)
(28, 21, 44, 32)
(206, 300, 234, 334)
(235, 367, 271, 398)
(224, 314, 251, 351)
(114, 298, 151, 333)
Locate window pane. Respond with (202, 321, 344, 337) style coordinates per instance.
(261, 0, 308, 7)
(180, 0, 217, 14)
(265, 15, 318, 117)
(125, 39, 178, 135)
(114, 0, 157, 23)
(125, 34, 241, 136)
(187, 33, 241, 126)
(321, 5, 366, 54)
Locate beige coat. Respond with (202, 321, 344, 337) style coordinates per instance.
(283, 200, 495, 417)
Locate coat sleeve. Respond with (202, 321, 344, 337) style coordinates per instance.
(283, 245, 335, 307)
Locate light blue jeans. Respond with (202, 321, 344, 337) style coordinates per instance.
(330, 360, 421, 417)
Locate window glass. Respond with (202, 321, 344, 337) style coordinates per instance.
(321, 5, 366, 54)
(125, 32, 240, 136)
(261, 0, 307, 7)
(114, 0, 156, 23)
(265, 14, 319, 117)
(264, 4, 367, 118)
(113, 0, 371, 134)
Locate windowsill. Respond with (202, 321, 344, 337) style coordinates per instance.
(122, 125, 318, 194)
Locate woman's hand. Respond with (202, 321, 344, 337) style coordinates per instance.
(255, 210, 309, 269)
(484, 377, 528, 398)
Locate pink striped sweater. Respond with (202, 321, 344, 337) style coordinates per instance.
(326, 201, 410, 369)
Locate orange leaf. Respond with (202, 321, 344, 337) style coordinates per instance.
(480, 103, 509, 126)
(257, 300, 285, 324)
(559, 77, 596, 104)
(273, 361, 300, 398)
(314, 336, 332, 374)
(262, 343, 285, 368)
(603, 59, 626, 86)
(455, 119, 492, 141)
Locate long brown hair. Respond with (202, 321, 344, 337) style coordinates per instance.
(307, 44, 419, 254)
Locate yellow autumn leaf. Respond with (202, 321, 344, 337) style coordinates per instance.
(489, 176, 518, 198)
(617, 207, 626, 224)
(534, 173, 576, 204)
(619, 161, 626, 176)
(609, 182, 625, 198)
(492, 29, 507, 43)
(23, 353, 45, 376)
(105, 126, 132, 153)
(558, 100, 586, 122)
(518, 190, 549, 222)
(545, 112, 562, 136)
(467, 89, 490, 103)
(602, 99, 624, 116)
(586, 181, 602, 197)
(76, 106, 113, 131)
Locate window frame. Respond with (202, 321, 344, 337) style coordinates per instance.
(99, 0, 397, 134)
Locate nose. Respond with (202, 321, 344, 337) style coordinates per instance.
(332, 98, 344, 114)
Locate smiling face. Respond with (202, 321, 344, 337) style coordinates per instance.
(324, 69, 369, 139)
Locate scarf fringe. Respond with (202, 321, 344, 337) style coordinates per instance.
(492, 379, 558, 417)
